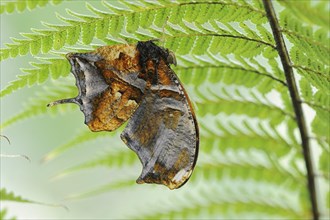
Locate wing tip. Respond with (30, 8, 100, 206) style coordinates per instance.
(136, 168, 193, 190)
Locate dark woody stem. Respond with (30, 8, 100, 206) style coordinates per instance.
(262, 1, 319, 219)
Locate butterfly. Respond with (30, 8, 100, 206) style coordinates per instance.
(48, 41, 199, 189)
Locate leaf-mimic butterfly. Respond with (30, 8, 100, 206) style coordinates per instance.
(48, 41, 199, 189)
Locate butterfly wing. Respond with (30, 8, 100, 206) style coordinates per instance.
(121, 67, 199, 190)
(48, 45, 145, 132)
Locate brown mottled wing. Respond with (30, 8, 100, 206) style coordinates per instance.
(49, 45, 144, 132)
(121, 69, 199, 190)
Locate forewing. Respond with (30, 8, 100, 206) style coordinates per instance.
(58, 46, 144, 132)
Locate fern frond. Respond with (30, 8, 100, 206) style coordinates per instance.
(199, 114, 300, 150)
(0, 1, 273, 61)
(177, 53, 286, 86)
(54, 148, 138, 179)
(0, 58, 70, 98)
(42, 128, 119, 163)
(66, 179, 136, 201)
(130, 177, 307, 219)
(1, 188, 37, 204)
(0, 208, 16, 220)
(178, 66, 291, 121)
(138, 200, 303, 219)
(0, 188, 66, 209)
(278, 1, 329, 28)
(0, 0, 63, 14)
(0, 85, 76, 129)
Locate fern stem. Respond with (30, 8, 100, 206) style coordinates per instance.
(262, 1, 319, 220)
(163, 33, 276, 50)
(180, 1, 266, 15)
(302, 101, 330, 113)
(213, 34, 276, 49)
(292, 65, 330, 82)
(215, 65, 286, 86)
(177, 64, 287, 86)
(282, 29, 330, 52)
